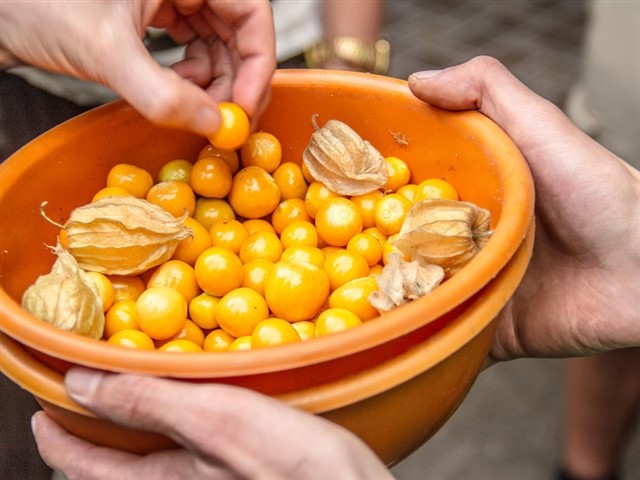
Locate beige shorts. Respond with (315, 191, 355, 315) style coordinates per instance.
(564, 0, 640, 166)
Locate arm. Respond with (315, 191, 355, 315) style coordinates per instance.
(322, 0, 384, 45)
(0, 0, 276, 136)
(305, 0, 389, 73)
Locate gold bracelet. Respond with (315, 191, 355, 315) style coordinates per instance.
(304, 37, 391, 75)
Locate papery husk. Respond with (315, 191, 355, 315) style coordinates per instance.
(46, 196, 192, 276)
(368, 253, 445, 312)
(393, 198, 492, 278)
(22, 245, 105, 339)
(302, 116, 389, 195)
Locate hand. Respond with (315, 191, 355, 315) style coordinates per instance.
(0, 0, 276, 136)
(32, 368, 392, 480)
(408, 56, 640, 360)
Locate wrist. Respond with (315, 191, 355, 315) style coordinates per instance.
(304, 37, 390, 75)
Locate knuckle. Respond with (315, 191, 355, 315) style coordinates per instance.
(142, 89, 185, 126)
(470, 55, 504, 72)
(96, 374, 156, 424)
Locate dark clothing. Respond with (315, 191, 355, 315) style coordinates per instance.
(1, 71, 93, 480)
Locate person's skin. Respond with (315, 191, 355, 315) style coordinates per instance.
(561, 348, 640, 479)
(410, 58, 640, 362)
(33, 370, 394, 480)
(0, 0, 276, 136)
(558, 4, 640, 477)
(321, 0, 385, 72)
(30, 56, 640, 478)
(321, 0, 385, 71)
(323, 0, 384, 44)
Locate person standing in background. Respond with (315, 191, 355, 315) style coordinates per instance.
(564, 1, 640, 165)
(559, 2, 640, 480)
(1, 0, 388, 162)
(274, 0, 389, 74)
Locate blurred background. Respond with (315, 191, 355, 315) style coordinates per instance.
(383, 1, 640, 479)
(384, 0, 586, 105)
(2, 1, 639, 479)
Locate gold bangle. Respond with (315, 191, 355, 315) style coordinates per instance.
(304, 37, 390, 75)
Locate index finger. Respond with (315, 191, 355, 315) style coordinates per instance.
(213, 0, 276, 118)
(63, 368, 314, 466)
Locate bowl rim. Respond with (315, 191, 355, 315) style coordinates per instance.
(0, 69, 535, 376)
(0, 222, 534, 416)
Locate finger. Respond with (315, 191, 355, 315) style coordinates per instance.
(407, 56, 628, 202)
(211, 0, 276, 118)
(103, 31, 221, 137)
(185, 10, 219, 42)
(64, 368, 235, 446)
(163, 19, 198, 45)
(32, 411, 223, 480)
(32, 411, 139, 480)
(149, 2, 199, 44)
(171, 0, 206, 16)
(407, 55, 532, 112)
(407, 56, 584, 154)
(64, 368, 288, 450)
(63, 368, 387, 479)
(183, 3, 273, 120)
(173, 40, 218, 87)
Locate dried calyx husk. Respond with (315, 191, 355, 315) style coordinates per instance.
(22, 245, 105, 339)
(42, 196, 192, 276)
(369, 253, 445, 312)
(368, 198, 492, 313)
(393, 198, 492, 278)
(302, 115, 389, 195)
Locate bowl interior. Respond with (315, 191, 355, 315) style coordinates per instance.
(0, 223, 534, 465)
(0, 70, 534, 381)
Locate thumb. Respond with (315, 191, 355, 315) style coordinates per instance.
(407, 55, 571, 152)
(407, 55, 538, 114)
(407, 56, 619, 188)
(103, 38, 221, 137)
(63, 368, 203, 437)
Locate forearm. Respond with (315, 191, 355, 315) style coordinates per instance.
(308, 0, 388, 73)
(321, 0, 384, 43)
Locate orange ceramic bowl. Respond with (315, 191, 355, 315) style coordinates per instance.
(0, 70, 534, 463)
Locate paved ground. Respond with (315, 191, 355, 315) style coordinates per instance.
(382, 1, 640, 479)
(383, 0, 588, 105)
(392, 358, 640, 480)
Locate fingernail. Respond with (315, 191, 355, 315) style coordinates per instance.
(410, 70, 443, 80)
(31, 413, 39, 435)
(65, 368, 104, 405)
(408, 70, 443, 86)
(194, 106, 218, 136)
